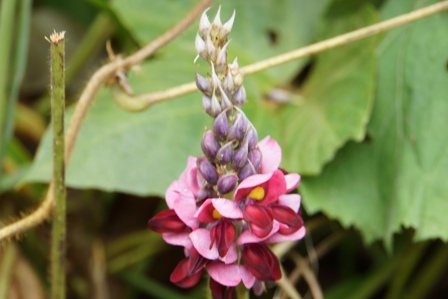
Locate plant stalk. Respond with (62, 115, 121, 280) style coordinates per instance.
(48, 31, 66, 299)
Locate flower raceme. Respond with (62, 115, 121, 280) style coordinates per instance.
(148, 7, 305, 298)
(148, 137, 305, 295)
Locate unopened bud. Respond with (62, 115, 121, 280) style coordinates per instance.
(195, 33, 206, 58)
(224, 72, 234, 94)
(201, 130, 220, 160)
(210, 90, 222, 117)
(227, 111, 247, 141)
(238, 161, 256, 181)
(199, 8, 211, 35)
(213, 6, 222, 27)
(217, 40, 230, 68)
(222, 10, 235, 36)
(248, 147, 262, 171)
(217, 174, 238, 195)
(219, 85, 233, 111)
(232, 140, 248, 170)
(244, 125, 258, 149)
(216, 141, 233, 165)
(233, 86, 246, 107)
(206, 34, 216, 61)
(213, 110, 229, 141)
(202, 94, 212, 115)
(196, 73, 211, 95)
(196, 185, 215, 202)
(197, 156, 219, 186)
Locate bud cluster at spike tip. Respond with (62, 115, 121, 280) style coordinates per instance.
(148, 7, 305, 298)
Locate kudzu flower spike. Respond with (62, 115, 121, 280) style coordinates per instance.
(148, 7, 305, 298)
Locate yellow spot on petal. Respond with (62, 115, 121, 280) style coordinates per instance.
(213, 209, 224, 219)
(248, 186, 265, 201)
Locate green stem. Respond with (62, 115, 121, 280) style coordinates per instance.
(0, 0, 17, 178)
(407, 244, 448, 299)
(49, 31, 66, 299)
(235, 284, 250, 299)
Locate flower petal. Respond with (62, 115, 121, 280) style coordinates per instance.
(162, 232, 193, 249)
(190, 229, 219, 260)
(237, 221, 280, 245)
(239, 266, 256, 289)
(219, 243, 238, 264)
(212, 198, 243, 219)
(165, 180, 180, 209)
(265, 226, 306, 243)
(285, 173, 300, 192)
(234, 172, 273, 201)
(207, 262, 241, 287)
(174, 193, 199, 229)
(277, 194, 301, 213)
(257, 136, 281, 173)
(195, 199, 216, 223)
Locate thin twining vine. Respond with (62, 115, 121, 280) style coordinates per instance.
(1, 0, 448, 243)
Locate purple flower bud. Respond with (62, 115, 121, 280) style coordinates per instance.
(216, 142, 233, 165)
(218, 84, 233, 111)
(202, 94, 212, 115)
(210, 91, 222, 117)
(227, 111, 247, 141)
(196, 73, 211, 95)
(244, 125, 258, 149)
(217, 174, 238, 195)
(213, 110, 229, 141)
(196, 185, 214, 202)
(232, 140, 248, 170)
(210, 64, 221, 89)
(197, 156, 219, 186)
(238, 161, 256, 181)
(201, 130, 220, 160)
(233, 86, 246, 107)
(248, 147, 262, 171)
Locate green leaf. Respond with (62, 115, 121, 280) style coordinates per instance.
(302, 0, 448, 242)
(24, 0, 331, 196)
(280, 2, 378, 175)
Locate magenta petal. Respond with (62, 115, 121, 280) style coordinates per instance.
(162, 232, 193, 249)
(179, 156, 201, 195)
(285, 173, 300, 192)
(190, 229, 219, 260)
(212, 198, 243, 219)
(257, 136, 281, 173)
(219, 244, 237, 264)
(234, 173, 273, 201)
(265, 226, 306, 243)
(174, 194, 198, 229)
(261, 170, 287, 205)
(165, 181, 180, 209)
(237, 221, 280, 245)
(277, 194, 301, 213)
(195, 199, 216, 223)
(239, 266, 256, 288)
(207, 262, 241, 287)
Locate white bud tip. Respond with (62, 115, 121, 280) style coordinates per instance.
(200, 7, 211, 31)
(223, 10, 236, 33)
(213, 5, 222, 26)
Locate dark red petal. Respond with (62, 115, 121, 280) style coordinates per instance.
(243, 205, 274, 238)
(242, 243, 281, 281)
(218, 221, 236, 257)
(271, 205, 303, 235)
(148, 209, 188, 233)
(187, 247, 208, 275)
(170, 258, 203, 288)
(210, 278, 234, 299)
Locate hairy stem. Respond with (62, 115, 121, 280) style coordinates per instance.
(48, 31, 66, 299)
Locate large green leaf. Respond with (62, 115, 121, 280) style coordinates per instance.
(302, 0, 448, 242)
(280, 2, 377, 175)
(24, 0, 331, 195)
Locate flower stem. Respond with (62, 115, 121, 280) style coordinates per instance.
(235, 284, 250, 299)
(47, 31, 66, 299)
